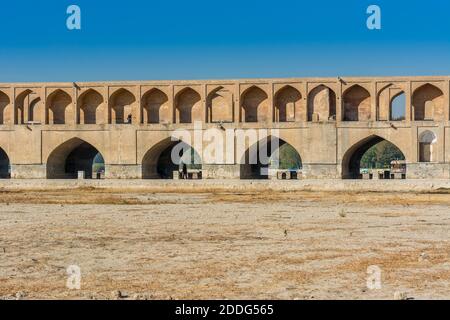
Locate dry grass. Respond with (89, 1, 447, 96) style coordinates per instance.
(1, 186, 450, 299)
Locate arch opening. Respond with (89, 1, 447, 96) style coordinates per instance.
(343, 85, 371, 121)
(240, 137, 302, 179)
(79, 90, 104, 124)
(47, 90, 72, 125)
(0, 148, 10, 179)
(342, 136, 406, 179)
(418, 130, 437, 163)
(47, 138, 105, 179)
(110, 89, 136, 124)
(412, 84, 444, 121)
(241, 86, 269, 123)
(307, 85, 336, 121)
(0, 91, 11, 125)
(175, 88, 202, 124)
(142, 138, 202, 179)
(275, 86, 301, 122)
(142, 89, 169, 124)
(390, 92, 406, 121)
(207, 87, 233, 123)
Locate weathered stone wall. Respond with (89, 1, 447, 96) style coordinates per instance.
(0, 76, 449, 179)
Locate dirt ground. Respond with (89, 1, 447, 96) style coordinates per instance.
(1, 186, 450, 300)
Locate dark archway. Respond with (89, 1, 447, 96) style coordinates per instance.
(142, 138, 202, 179)
(0, 148, 10, 179)
(342, 136, 405, 179)
(240, 137, 302, 179)
(47, 138, 105, 179)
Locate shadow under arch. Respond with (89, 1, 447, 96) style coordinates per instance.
(240, 136, 302, 179)
(142, 137, 202, 179)
(0, 147, 10, 179)
(46, 138, 105, 179)
(341, 135, 406, 179)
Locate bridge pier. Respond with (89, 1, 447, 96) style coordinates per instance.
(105, 164, 141, 179)
(10, 164, 46, 179)
(406, 163, 450, 179)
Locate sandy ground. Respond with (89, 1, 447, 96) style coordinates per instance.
(1, 183, 450, 300)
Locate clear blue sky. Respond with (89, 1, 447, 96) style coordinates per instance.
(1, 0, 449, 82)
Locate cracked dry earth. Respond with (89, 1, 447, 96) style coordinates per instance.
(0, 188, 450, 300)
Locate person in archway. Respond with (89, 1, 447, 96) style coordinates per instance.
(127, 114, 132, 124)
(182, 162, 188, 179)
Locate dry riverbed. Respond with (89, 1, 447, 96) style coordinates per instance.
(0, 186, 450, 300)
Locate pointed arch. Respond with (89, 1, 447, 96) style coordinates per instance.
(0, 147, 10, 179)
(274, 85, 301, 122)
(29, 97, 43, 123)
(418, 130, 437, 162)
(15, 89, 33, 124)
(377, 84, 405, 121)
(307, 85, 336, 121)
(341, 135, 406, 179)
(78, 89, 104, 124)
(47, 90, 73, 124)
(175, 88, 202, 124)
(206, 86, 233, 123)
(46, 137, 105, 179)
(109, 88, 136, 124)
(412, 84, 444, 121)
(142, 137, 202, 179)
(142, 88, 169, 124)
(239, 135, 302, 179)
(240, 86, 269, 123)
(343, 85, 371, 121)
(390, 91, 406, 121)
(0, 90, 11, 125)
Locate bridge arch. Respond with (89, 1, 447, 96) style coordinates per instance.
(274, 85, 301, 122)
(240, 135, 302, 179)
(240, 86, 269, 123)
(0, 147, 10, 179)
(142, 137, 202, 179)
(175, 88, 202, 124)
(343, 85, 371, 121)
(0, 90, 11, 125)
(109, 89, 136, 124)
(78, 89, 105, 124)
(412, 84, 444, 121)
(418, 130, 437, 162)
(47, 90, 73, 125)
(15, 89, 33, 124)
(142, 88, 169, 124)
(46, 138, 105, 179)
(206, 86, 233, 123)
(307, 85, 336, 121)
(341, 135, 406, 179)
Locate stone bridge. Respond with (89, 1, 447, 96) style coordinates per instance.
(0, 76, 449, 180)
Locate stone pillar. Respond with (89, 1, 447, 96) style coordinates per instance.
(169, 85, 175, 124)
(10, 87, 16, 125)
(105, 86, 110, 124)
(135, 86, 141, 125)
(302, 82, 308, 122)
(268, 82, 274, 124)
(202, 84, 207, 123)
(42, 86, 47, 124)
(444, 79, 450, 121)
(405, 81, 412, 123)
(370, 81, 377, 121)
(336, 79, 343, 122)
(73, 85, 78, 125)
(234, 82, 240, 123)
(23, 92, 29, 124)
